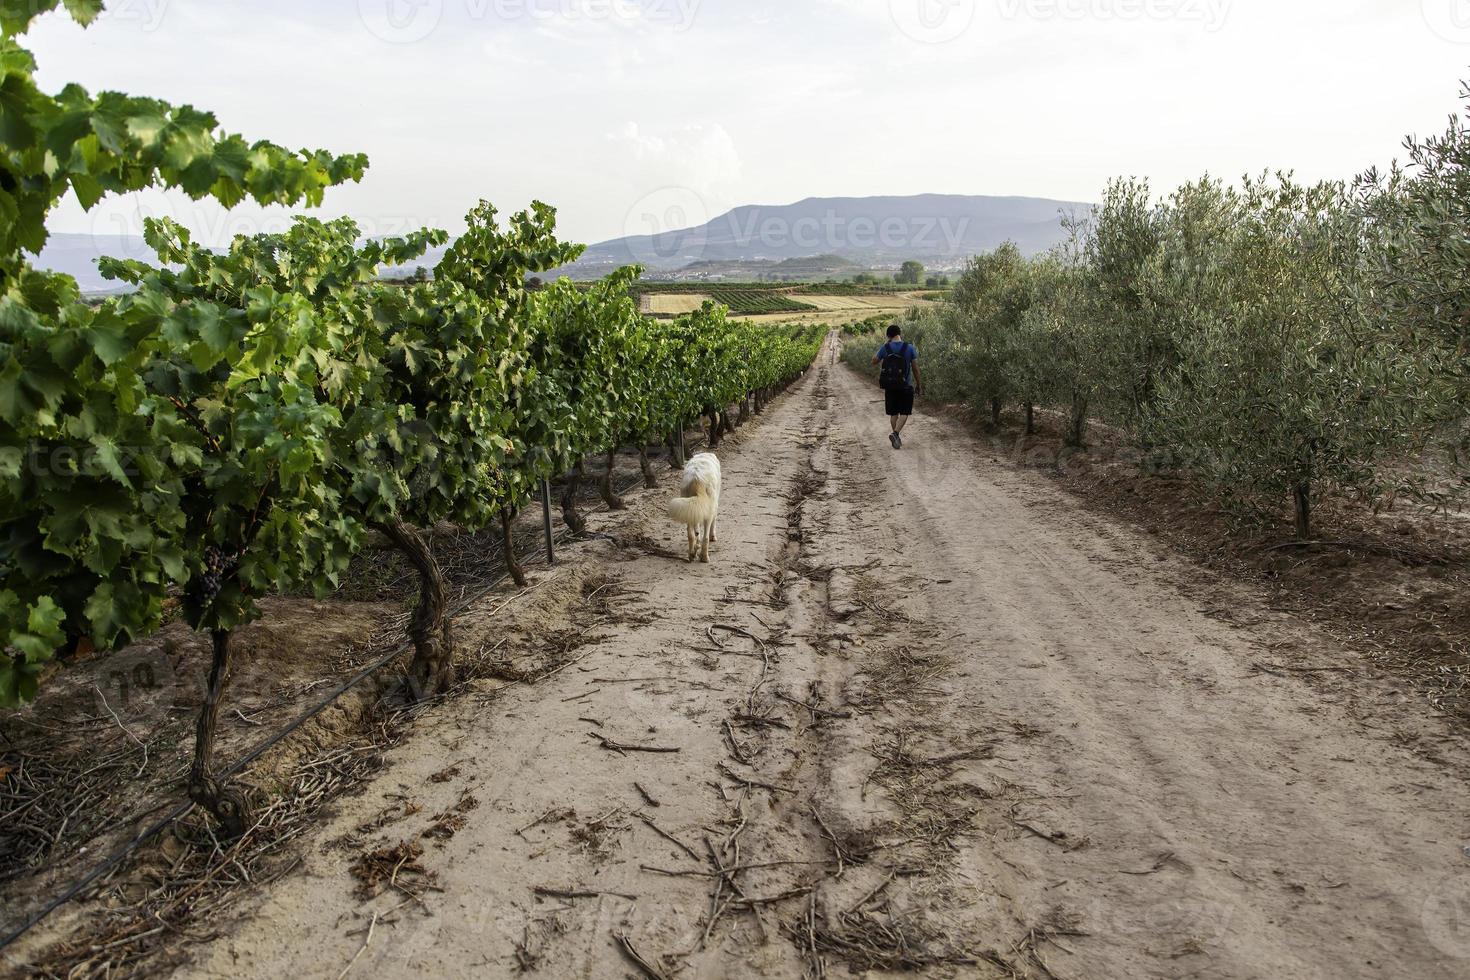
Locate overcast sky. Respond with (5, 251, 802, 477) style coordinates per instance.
(26, 0, 1470, 248)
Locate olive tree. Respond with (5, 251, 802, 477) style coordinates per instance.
(1016, 251, 1104, 447)
(1359, 81, 1470, 486)
(1150, 175, 1439, 538)
(945, 242, 1032, 425)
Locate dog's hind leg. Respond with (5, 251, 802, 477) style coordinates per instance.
(700, 520, 711, 563)
(710, 516, 718, 542)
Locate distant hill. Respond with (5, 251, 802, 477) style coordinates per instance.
(554, 194, 1090, 279)
(771, 253, 859, 272)
(654, 253, 862, 282)
(33, 232, 155, 294)
(30, 232, 446, 295)
(31, 194, 1092, 290)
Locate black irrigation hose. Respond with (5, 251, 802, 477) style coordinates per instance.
(0, 439, 716, 954)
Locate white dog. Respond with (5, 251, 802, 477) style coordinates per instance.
(667, 453, 721, 563)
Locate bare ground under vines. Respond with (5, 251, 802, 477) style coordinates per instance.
(6, 337, 1470, 979)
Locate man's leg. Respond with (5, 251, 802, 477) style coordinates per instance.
(895, 388, 914, 433)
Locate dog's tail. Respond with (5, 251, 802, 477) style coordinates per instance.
(668, 491, 716, 527)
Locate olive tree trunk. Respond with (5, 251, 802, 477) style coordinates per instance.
(1065, 393, 1089, 448)
(1293, 483, 1313, 540)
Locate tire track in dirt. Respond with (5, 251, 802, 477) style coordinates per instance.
(146, 331, 1470, 979)
(170, 338, 890, 979)
(813, 341, 1470, 980)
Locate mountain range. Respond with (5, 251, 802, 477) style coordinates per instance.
(554, 194, 1091, 278)
(33, 194, 1091, 291)
(34, 233, 159, 294)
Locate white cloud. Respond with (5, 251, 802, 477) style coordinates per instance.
(21, 0, 1470, 248)
(608, 122, 742, 188)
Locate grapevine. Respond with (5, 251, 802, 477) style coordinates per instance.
(0, 1, 825, 832)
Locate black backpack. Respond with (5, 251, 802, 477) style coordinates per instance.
(878, 342, 909, 390)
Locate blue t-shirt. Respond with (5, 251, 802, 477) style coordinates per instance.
(876, 340, 918, 389)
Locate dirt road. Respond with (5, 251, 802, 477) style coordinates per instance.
(183, 337, 1470, 979)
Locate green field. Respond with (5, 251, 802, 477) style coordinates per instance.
(630, 282, 818, 316)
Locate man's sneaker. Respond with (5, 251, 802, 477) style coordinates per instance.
(889, 432, 901, 449)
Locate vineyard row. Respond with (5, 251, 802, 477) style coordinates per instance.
(0, 3, 824, 832)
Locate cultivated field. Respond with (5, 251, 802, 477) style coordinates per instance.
(631, 283, 936, 324)
(641, 292, 710, 315)
(793, 292, 930, 312)
(733, 293, 935, 326)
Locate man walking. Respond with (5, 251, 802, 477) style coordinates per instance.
(872, 324, 922, 448)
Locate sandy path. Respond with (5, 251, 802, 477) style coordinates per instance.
(180, 337, 1470, 979)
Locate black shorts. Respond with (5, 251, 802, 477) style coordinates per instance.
(885, 387, 915, 417)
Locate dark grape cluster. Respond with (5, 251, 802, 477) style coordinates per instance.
(188, 547, 240, 609)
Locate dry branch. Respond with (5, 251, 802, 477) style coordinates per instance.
(614, 932, 672, 980)
(587, 733, 681, 754)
